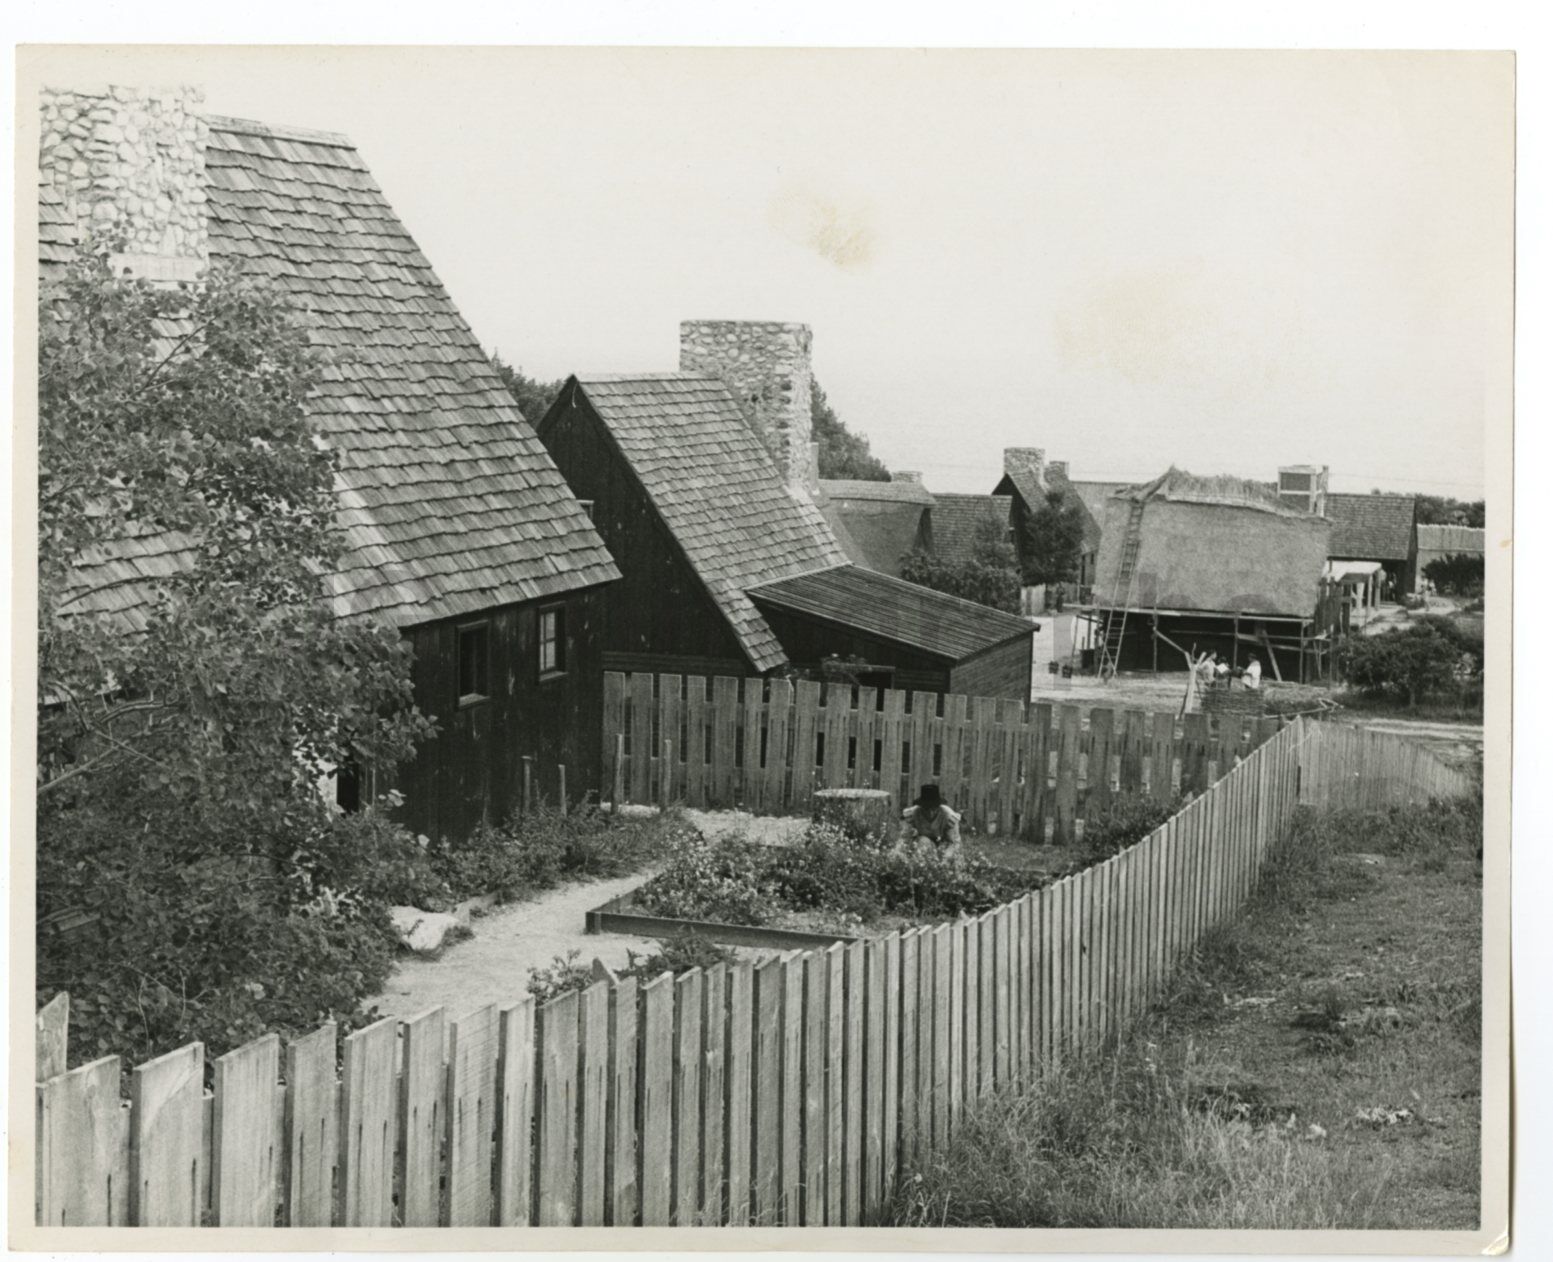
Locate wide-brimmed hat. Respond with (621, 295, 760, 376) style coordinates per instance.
(914, 784, 943, 809)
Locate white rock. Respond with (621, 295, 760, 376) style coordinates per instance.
(389, 906, 463, 956)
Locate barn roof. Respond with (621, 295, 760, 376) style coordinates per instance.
(748, 565, 1034, 662)
(1415, 523, 1485, 555)
(930, 494, 1012, 568)
(1067, 480, 1132, 525)
(1325, 492, 1417, 560)
(43, 110, 619, 632)
(564, 373, 851, 672)
(815, 487, 929, 578)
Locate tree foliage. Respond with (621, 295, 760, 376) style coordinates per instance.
(1022, 487, 1087, 586)
(491, 353, 563, 423)
(1368, 490, 1485, 528)
(37, 248, 433, 1064)
(812, 377, 890, 481)
(900, 514, 1022, 612)
(1337, 616, 1483, 707)
(1421, 552, 1484, 597)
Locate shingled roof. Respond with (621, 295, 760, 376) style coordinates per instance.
(930, 494, 1013, 568)
(41, 110, 619, 631)
(1325, 492, 1417, 560)
(563, 374, 851, 672)
(748, 565, 1034, 662)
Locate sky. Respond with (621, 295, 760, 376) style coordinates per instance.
(25, 46, 1512, 498)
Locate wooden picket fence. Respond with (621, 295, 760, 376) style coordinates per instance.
(34, 719, 1473, 1230)
(603, 671, 1282, 843)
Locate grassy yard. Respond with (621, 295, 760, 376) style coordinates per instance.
(890, 794, 1483, 1230)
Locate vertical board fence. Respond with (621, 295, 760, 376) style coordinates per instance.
(36, 720, 1475, 1229)
(602, 671, 1281, 843)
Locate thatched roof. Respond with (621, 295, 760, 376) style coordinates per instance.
(1119, 467, 1314, 519)
(1415, 524, 1484, 556)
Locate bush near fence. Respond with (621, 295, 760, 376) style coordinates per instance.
(603, 671, 1278, 843)
(33, 719, 1473, 1230)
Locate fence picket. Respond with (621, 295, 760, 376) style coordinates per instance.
(399, 1008, 445, 1227)
(638, 976, 673, 1225)
(496, 997, 536, 1226)
(282, 1024, 336, 1228)
(700, 965, 727, 1226)
(724, 964, 753, 1225)
(536, 994, 580, 1226)
(130, 1042, 204, 1227)
(580, 982, 611, 1226)
(750, 958, 782, 1224)
(672, 969, 703, 1226)
(212, 1035, 280, 1227)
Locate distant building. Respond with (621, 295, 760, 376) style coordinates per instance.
(1323, 491, 1419, 597)
(1089, 468, 1331, 680)
(991, 449, 1103, 586)
(38, 85, 620, 843)
(927, 493, 1015, 569)
(816, 477, 933, 577)
(1415, 524, 1486, 586)
(537, 321, 1036, 699)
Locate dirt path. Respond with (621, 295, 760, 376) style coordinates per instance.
(369, 869, 665, 1022)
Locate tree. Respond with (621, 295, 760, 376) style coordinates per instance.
(1337, 616, 1481, 707)
(900, 514, 1021, 612)
(1022, 488, 1086, 586)
(812, 377, 890, 480)
(491, 354, 563, 423)
(38, 247, 433, 1063)
(1368, 489, 1485, 528)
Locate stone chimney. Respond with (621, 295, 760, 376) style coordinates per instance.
(892, 471, 923, 485)
(1003, 447, 1046, 481)
(1047, 459, 1069, 480)
(38, 84, 209, 281)
(680, 320, 814, 492)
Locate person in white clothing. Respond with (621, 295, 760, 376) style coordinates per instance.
(1243, 654, 1263, 690)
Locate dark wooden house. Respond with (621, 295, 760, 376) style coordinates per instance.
(537, 354, 1035, 700)
(39, 89, 620, 844)
(1323, 492, 1419, 598)
(991, 447, 1103, 587)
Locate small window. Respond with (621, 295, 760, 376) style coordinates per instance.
(578, 499, 595, 521)
(539, 606, 566, 678)
(457, 622, 490, 705)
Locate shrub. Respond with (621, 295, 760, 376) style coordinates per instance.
(1078, 792, 1182, 865)
(1337, 619, 1481, 707)
(525, 935, 737, 1004)
(900, 515, 1022, 612)
(1422, 552, 1484, 597)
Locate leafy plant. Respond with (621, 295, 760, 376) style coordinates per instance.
(1421, 553, 1484, 597)
(1337, 618, 1482, 707)
(1078, 793, 1182, 865)
(901, 514, 1022, 613)
(1022, 486, 1087, 586)
(812, 377, 890, 480)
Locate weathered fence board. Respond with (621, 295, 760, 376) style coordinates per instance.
(36, 719, 1475, 1232)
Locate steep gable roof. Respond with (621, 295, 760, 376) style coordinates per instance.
(748, 565, 1033, 662)
(42, 110, 619, 631)
(562, 373, 850, 672)
(1325, 492, 1417, 560)
(930, 493, 1012, 568)
(817, 479, 932, 577)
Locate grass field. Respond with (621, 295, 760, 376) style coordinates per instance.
(890, 793, 1483, 1230)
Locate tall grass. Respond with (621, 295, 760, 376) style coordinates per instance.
(887, 792, 1482, 1230)
(890, 1043, 1394, 1229)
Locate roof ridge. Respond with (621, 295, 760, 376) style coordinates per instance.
(575, 371, 724, 384)
(206, 114, 356, 147)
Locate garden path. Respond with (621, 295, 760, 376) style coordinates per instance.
(367, 808, 805, 1023)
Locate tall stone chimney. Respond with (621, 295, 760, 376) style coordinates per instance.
(1004, 447, 1046, 482)
(680, 320, 814, 492)
(1047, 459, 1070, 480)
(38, 84, 209, 281)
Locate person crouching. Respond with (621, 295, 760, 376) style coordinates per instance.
(898, 783, 963, 860)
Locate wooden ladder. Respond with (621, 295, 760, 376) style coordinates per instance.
(1098, 499, 1146, 680)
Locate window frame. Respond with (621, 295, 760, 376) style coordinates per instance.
(456, 619, 491, 708)
(538, 604, 567, 681)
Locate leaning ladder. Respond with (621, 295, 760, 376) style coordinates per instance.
(1098, 499, 1146, 680)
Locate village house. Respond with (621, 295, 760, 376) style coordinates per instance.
(1415, 523, 1486, 588)
(991, 448, 1106, 589)
(1088, 467, 1331, 680)
(815, 476, 933, 577)
(537, 321, 1037, 699)
(38, 85, 620, 843)
(1322, 488, 1419, 599)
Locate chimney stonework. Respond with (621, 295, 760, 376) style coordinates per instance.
(679, 320, 814, 491)
(1047, 459, 1069, 480)
(38, 85, 209, 278)
(892, 471, 924, 485)
(1003, 447, 1046, 479)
